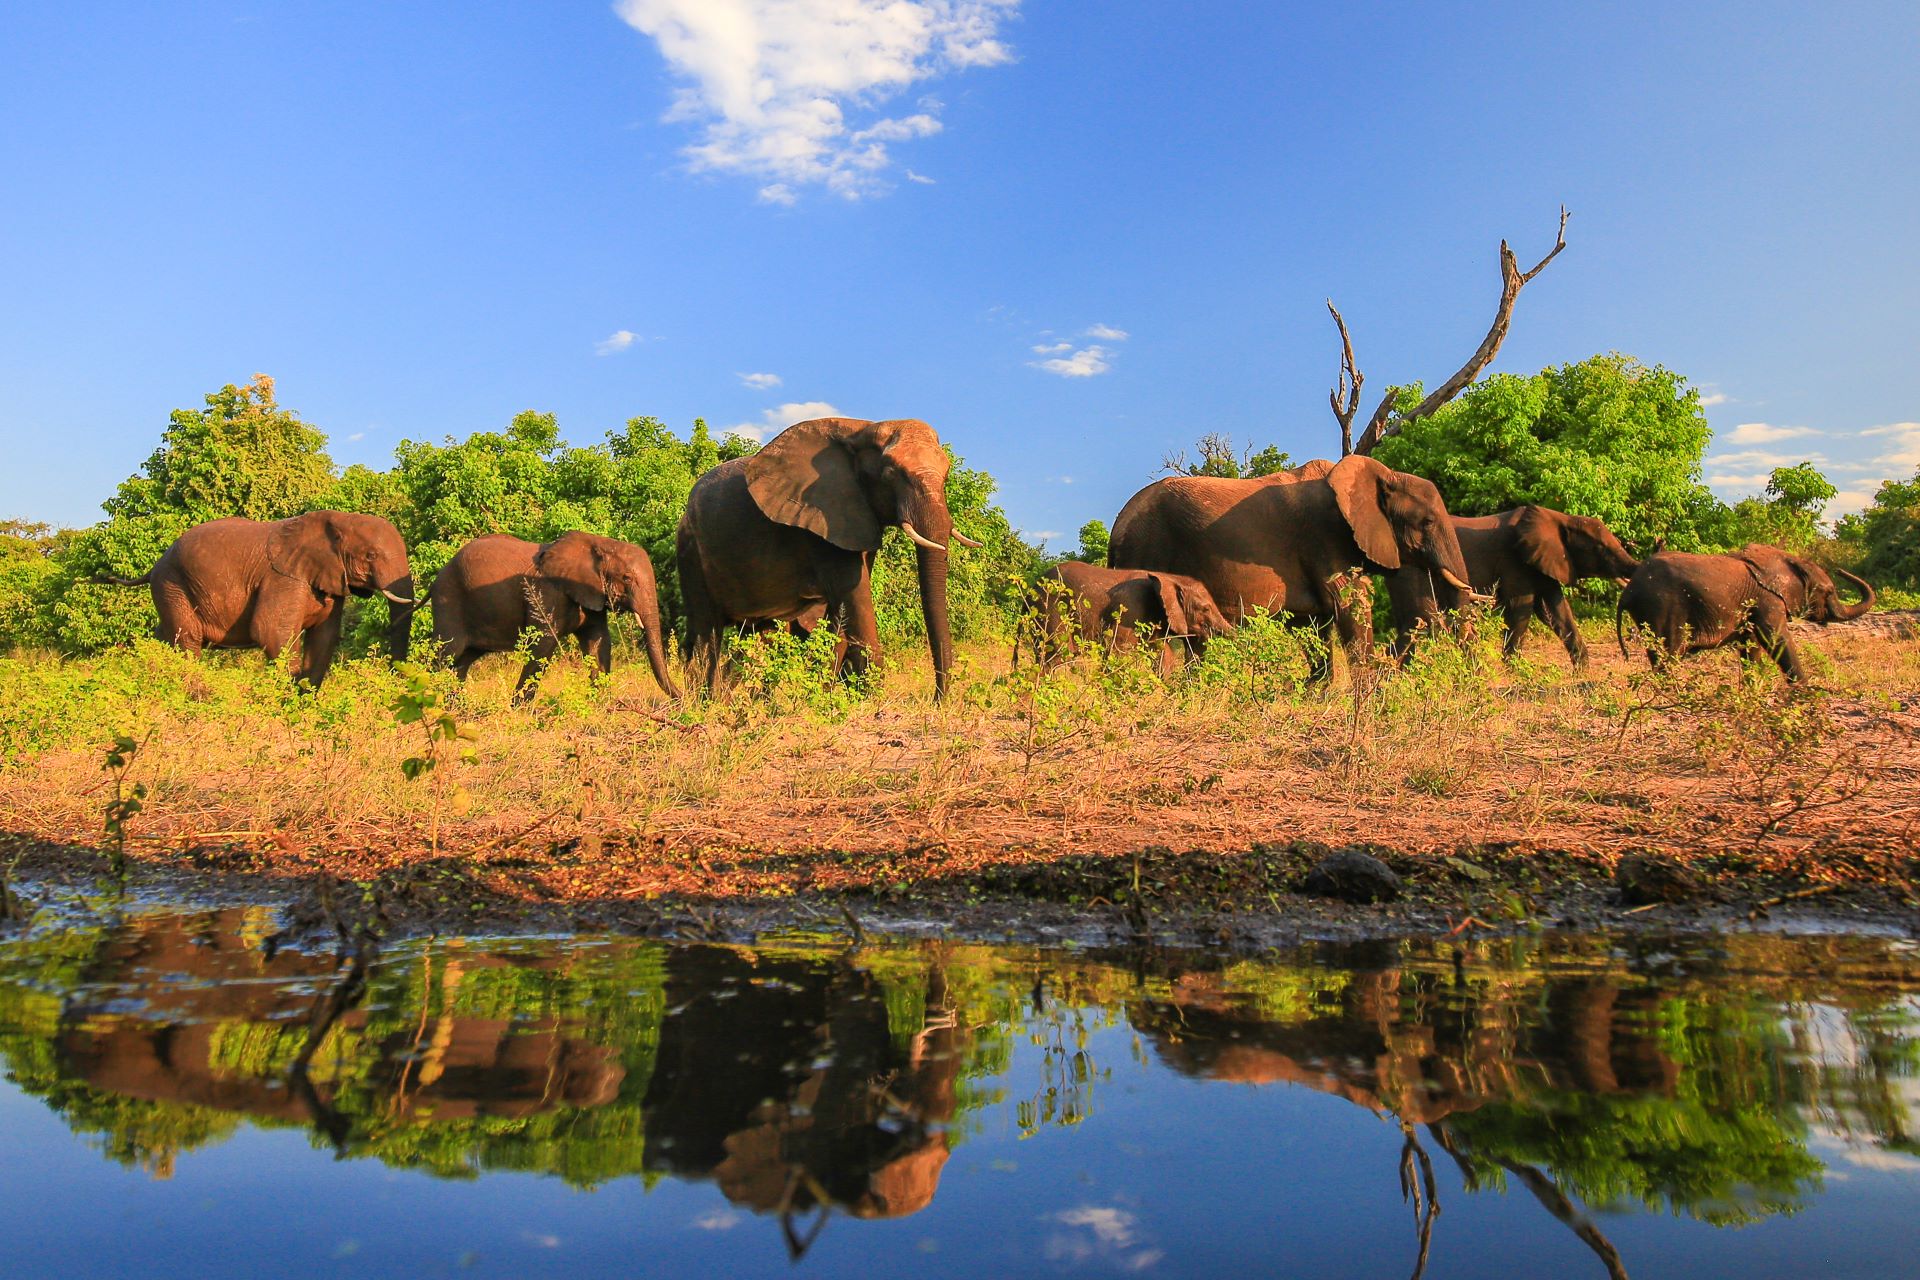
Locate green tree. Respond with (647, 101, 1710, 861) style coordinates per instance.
(1076, 519, 1110, 565)
(1373, 354, 1717, 549)
(1163, 433, 1293, 479)
(1726, 463, 1837, 551)
(1836, 469, 1920, 591)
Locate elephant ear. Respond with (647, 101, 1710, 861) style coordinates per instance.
(268, 513, 348, 597)
(1326, 455, 1401, 570)
(746, 418, 884, 552)
(536, 533, 609, 612)
(1515, 506, 1573, 584)
(1151, 575, 1190, 637)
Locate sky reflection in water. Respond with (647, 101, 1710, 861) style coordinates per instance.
(1, 908, 1918, 1278)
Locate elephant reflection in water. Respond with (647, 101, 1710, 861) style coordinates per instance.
(638, 946, 966, 1242)
(55, 912, 627, 1136)
(1129, 961, 1690, 1280)
(42, 913, 969, 1254)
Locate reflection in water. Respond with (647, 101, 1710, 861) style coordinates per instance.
(2, 911, 1918, 1275)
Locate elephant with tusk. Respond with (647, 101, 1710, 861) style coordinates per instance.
(88, 510, 415, 687)
(676, 417, 975, 699)
(1108, 454, 1479, 680)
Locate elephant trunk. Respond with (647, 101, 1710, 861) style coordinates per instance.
(1832, 568, 1876, 621)
(634, 580, 681, 699)
(906, 490, 955, 700)
(384, 572, 416, 662)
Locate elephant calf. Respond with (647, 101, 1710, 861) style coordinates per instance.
(1616, 546, 1873, 682)
(1017, 562, 1232, 671)
(1451, 505, 1640, 666)
(430, 532, 679, 699)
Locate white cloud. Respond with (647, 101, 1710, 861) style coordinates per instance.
(1830, 490, 1876, 518)
(1031, 341, 1071, 355)
(1030, 529, 1061, 542)
(1706, 472, 1775, 488)
(1724, 421, 1817, 445)
(1032, 345, 1112, 378)
(1084, 323, 1129, 340)
(346, 431, 366, 442)
(595, 329, 642, 355)
(905, 168, 935, 184)
(725, 399, 841, 442)
(1707, 448, 1829, 470)
(1698, 392, 1730, 407)
(738, 371, 783, 390)
(691, 1208, 742, 1231)
(616, 0, 1019, 202)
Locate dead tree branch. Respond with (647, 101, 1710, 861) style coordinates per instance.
(1337, 206, 1570, 457)
(1327, 301, 1364, 457)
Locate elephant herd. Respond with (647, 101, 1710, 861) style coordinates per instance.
(92, 415, 1876, 696)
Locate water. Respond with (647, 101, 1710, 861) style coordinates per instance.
(2, 908, 1918, 1278)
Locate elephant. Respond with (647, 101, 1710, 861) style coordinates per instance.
(90, 511, 414, 687)
(1015, 562, 1232, 672)
(428, 531, 679, 700)
(1733, 543, 1877, 623)
(676, 417, 979, 698)
(1108, 454, 1480, 679)
(1451, 505, 1641, 666)
(1615, 547, 1873, 682)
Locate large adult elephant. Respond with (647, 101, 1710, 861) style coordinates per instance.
(1108, 454, 1479, 678)
(429, 531, 679, 700)
(91, 511, 414, 686)
(676, 417, 978, 698)
(1615, 547, 1873, 682)
(1452, 505, 1641, 666)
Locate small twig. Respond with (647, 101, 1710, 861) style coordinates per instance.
(1748, 882, 1845, 920)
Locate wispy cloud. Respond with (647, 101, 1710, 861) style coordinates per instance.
(616, 0, 1020, 203)
(1698, 392, 1729, 407)
(1084, 322, 1128, 340)
(905, 168, 936, 184)
(1032, 345, 1112, 378)
(595, 329, 642, 355)
(1031, 341, 1071, 355)
(725, 399, 841, 442)
(1724, 421, 1817, 445)
(346, 431, 366, 443)
(738, 371, 782, 390)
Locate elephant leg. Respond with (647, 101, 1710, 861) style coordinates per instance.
(151, 577, 203, 652)
(816, 552, 881, 682)
(295, 604, 344, 688)
(1501, 595, 1535, 660)
(577, 616, 613, 678)
(1538, 586, 1586, 667)
(1750, 602, 1805, 682)
(452, 648, 483, 681)
(514, 634, 562, 702)
(1302, 615, 1338, 683)
(677, 550, 726, 693)
(1332, 604, 1370, 675)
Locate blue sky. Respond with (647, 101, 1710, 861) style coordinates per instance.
(2, 1, 1915, 543)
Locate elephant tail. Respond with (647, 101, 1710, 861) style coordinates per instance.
(88, 570, 151, 587)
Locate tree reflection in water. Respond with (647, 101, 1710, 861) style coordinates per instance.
(1, 911, 1916, 1270)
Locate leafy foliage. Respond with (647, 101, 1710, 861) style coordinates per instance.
(1373, 354, 1715, 549)
(1835, 469, 1920, 591)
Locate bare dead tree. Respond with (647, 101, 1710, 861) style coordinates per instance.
(1327, 301, 1364, 459)
(1331, 207, 1570, 457)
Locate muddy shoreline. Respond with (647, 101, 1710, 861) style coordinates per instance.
(6, 835, 1915, 952)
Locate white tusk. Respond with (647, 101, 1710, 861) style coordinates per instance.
(951, 529, 984, 549)
(380, 588, 417, 605)
(1439, 568, 1475, 594)
(899, 521, 947, 552)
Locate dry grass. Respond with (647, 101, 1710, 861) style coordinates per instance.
(3, 611, 1919, 907)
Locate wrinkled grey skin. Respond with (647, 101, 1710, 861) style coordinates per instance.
(1017, 561, 1233, 672)
(91, 511, 414, 687)
(430, 531, 679, 701)
(1616, 546, 1873, 682)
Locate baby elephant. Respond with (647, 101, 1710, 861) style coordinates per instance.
(431, 532, 680, 699)
(1019, 562, 1231, 671)
(1616, 546, 1873, 682)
